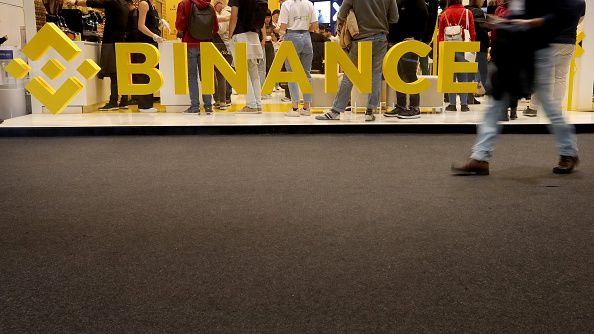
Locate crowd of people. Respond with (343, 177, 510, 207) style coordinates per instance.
(66, 0, 586, 121)
(64, 0, 586, 174)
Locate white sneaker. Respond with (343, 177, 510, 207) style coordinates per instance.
(219, 104, 228, 110)
(299, 109, 311, 116)
(285, 109, 300, 117)
(261, 94, 272, 100)
(139, 107, 158, 113)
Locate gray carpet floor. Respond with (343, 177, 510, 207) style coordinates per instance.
(0, 134, 593, 333)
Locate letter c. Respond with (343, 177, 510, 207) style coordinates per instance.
(383, 40, 432, 95)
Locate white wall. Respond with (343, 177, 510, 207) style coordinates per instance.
(0, 0, 25, 49)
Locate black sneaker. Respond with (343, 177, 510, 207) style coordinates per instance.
(118, 101, 128, 110)
(183, 107, 200, 114)
(396, 107, 421, 119)
(364, 111, 375, 122)
(523, 107, 537, 117)
(445, 104, 457, 112)
(384, 105, 405, 117)
(98, 102, 119, 111)
(205, 107, 214, 115)
(461, 105, 470, 112)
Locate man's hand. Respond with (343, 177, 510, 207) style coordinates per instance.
(510, 18, 544, 29)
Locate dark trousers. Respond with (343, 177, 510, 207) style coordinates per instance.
(135, 74, 153, 109)
(396, 53, 420, 108)
(214, 53, 233, 104)
(419, 55, 430, 75)
(109, 74, 119, 104)
(265, 41, 274, 73)
(132, 53, 154, 109)
(281, 82, 290, 98)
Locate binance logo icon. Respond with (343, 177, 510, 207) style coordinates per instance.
(6, 23, 100, 114)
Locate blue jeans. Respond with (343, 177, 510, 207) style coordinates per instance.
(449, 52, 469, 106)
(187, 48, 213, 109)
(332, 34, 388, 112)
(284, 31, 314, 103)
(471, 47, 578, 161)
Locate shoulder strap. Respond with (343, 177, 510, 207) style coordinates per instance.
(457, 9, 465, 26)
(444, 12, 451, 27)
(465, 9, 470, 29)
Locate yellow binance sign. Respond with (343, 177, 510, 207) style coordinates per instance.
(115, 40, 479, 97)
(6, 23, 100, 114)
(8, 23, 481, 114)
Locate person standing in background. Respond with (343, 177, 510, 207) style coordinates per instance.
(259, 10, 275, 100)
(228, 0, 265, 114)
(384, 0, 428, 119)
(316, 0, 399, 122)
(420, 0, 439, 75)
(263, 11, 277, 77)
(522, 0, 586, 118)
(213, 0, 233, 111)
(133, 0, 164, 112)
(66, 0, 129, 111)
(466, 0, 489, 106)
(310, 26, 330, 74)
(271, 9, 282, 92)
(438, 0, 476, 112)
(490, 0, 519, 121)
(272, 9, 281, 37)
(120, 0, 138, 110)
(486, 0, 497, 15)
(278, 0, 318, 117)
(176, 0, 219, 114)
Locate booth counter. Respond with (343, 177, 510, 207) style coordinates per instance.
(159, 41, 190, 110)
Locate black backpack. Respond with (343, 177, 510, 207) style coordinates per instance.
(188, 3, 215, 40)
(248, 0, 269, 31)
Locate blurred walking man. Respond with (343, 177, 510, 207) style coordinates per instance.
(452, 0, 580, 175)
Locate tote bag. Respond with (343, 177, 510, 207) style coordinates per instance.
(464, 9, 476, 62)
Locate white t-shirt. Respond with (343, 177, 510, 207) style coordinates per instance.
(278, 0, 317, 31)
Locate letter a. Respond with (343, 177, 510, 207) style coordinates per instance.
(262, 41, 312, 95)
(324, 42, 372, 94)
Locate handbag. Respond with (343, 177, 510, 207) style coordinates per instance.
(463, 9, 476, 62)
